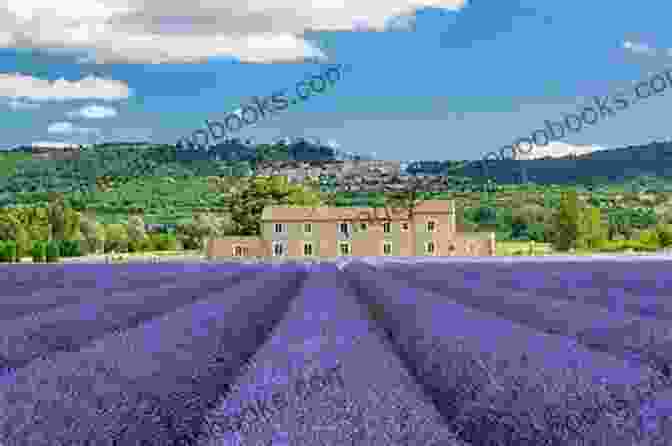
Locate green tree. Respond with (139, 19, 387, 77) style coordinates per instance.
(579, 206, 606, 249)
(456, 206, 478, 232)
(655, 224, 672, 248)
(104, 223, 129, 253)
(62, 207, 81, 241)
(79, 213, 105, 254)
(0, 241, 8, 262)
(126, 215, 147, 252)
(608, 209, 635, 241)
(5, 240, 17, 262)
(31, 241, 46, 263)
(385, 176, 425, 222)
(0, 209, 20, 241)
(177, 213, 230, 250)
(639, 228, 661, 249)
(227, 176, 321, 235)
(14, 225, 31, 260)
(45, 240, 61, 262)
(47, 193, 66, 241)
(22, 207, 50, 242)
(149, 233, 178, 251)
(552, 190, 582, 251)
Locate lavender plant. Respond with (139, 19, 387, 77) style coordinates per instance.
(344, 263, 667, 446)
(0, 268, 306, 446)
(200, 266, 465, 446)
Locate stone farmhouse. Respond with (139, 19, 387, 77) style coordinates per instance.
(206, 200, 495, 259)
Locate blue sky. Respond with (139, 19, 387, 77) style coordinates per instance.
(2, 0, 672, 161)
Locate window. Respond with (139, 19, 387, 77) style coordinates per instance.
(401, 222, 409, 231)
(273, 242, 285, 257)
(383, 222, 391, 233)
(383, 242, 392, 255)
(304, 223, 312, 234)
(426, 241, 435, 255)
(339, 242, 350, 256)
(233, 246, 243, 257)
(274, 223, 284, 234)
(303, 242, 313, 256)
(427, 220, 436, 232)
(339, 222, 350, 234)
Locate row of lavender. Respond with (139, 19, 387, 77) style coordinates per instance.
(344, 260, 672, 446)
(3, 259, 672, 445)
(0, 263, 307, 446)
(378, 260, 672, 377)
(199, 263, 467, 446)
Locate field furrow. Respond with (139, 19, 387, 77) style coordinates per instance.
(201, 264, 467, 446)
(344, 262, 666, 446)
(372, 263, 672, 379)
(0, 266, 306, 446)
(0, 267, 263, 376)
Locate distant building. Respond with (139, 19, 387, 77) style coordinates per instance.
(31, 144, 81, 161)
(206, 200, 495, 259)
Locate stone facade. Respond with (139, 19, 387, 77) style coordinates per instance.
(206, 200, 496, 259)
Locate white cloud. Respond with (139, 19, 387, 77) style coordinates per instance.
(48, 121, 100, 135)
(0, 73, 132, 101)
(515, 141, 607, 160)
(66, 104, 117, 119)
(0, 0, 467, 64)
(623, 40, 657, 56)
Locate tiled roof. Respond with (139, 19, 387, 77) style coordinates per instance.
(261, 200, 453, 221)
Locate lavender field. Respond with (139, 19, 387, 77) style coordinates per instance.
(0, 259, 671, 445)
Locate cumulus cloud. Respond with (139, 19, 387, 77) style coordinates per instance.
(0, 0, 467, 64)
(66, 104, 118, 119)
(47, 121, 100, 135)
(623, 40, 657, 56)
(0, 73, 132, 101)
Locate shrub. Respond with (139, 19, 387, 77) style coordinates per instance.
(639, 229, 660, 249)
(5, 240, 17, 262)
(31, 241, 46, 263)
(59, 239, 82, 257)
(655, 224, 672, 248)
(59, 240, 71, 257)
(15, 225, 31, 259)
(128, 236, 153, 253)
(149, 233, 178, 251)
(104, 223, 129, 253)
(46, 240, 61, 263)
(0, 241, 7, 262)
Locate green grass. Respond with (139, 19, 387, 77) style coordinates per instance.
(496, 241, 554, 256)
